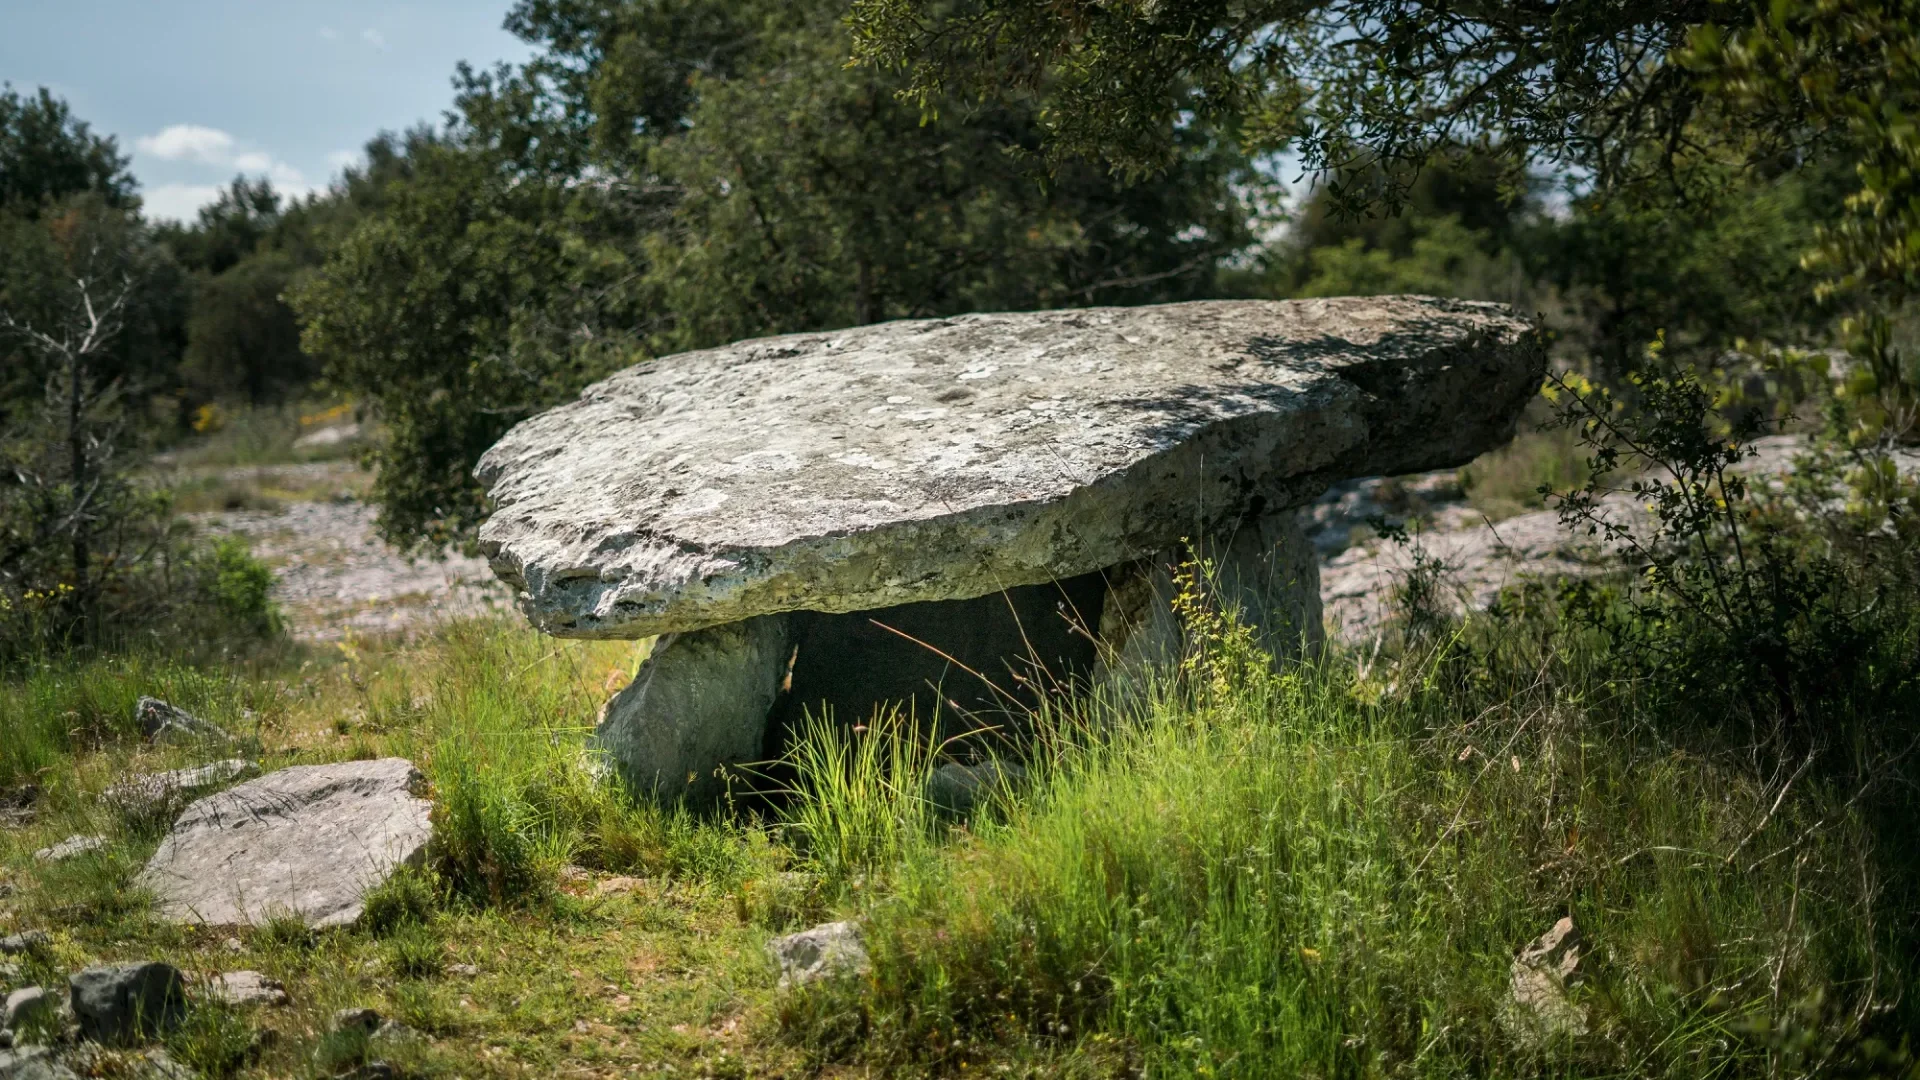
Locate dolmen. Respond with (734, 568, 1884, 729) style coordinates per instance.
(476, 296, 1544, 802)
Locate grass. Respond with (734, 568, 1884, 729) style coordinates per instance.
(795, 656, 1901, 1076)
(2, 591, 1913, 1076)
(1458, 423, 1592, 521)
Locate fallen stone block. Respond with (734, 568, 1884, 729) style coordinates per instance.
(136, 759, 432, 929)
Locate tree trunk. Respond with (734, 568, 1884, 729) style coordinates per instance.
(67, 350, 92, 637)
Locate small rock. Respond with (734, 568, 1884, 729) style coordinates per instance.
(204, 972, 286, 1008)
(0, 1044, 76, 1080)
(370, 1020, 415, 1045)
(292, 422, 362, 451)
(926, 760, 1026, 819)
(135, 698, 230, 744)
(102, 761, 254, 822)
(32, 837, 105, 863)
(330, 1008, 381, 1036)
(132, 1048, 194, 1080)
(767, 921, 870, 989)
(1505, 916, 1588, 1040)
(591, 876, 644, 897)
(446, 963, 479, 978)
(0, 963, 22, 988)
(0, 935, 47, 959)
(2, 987, 57, 1036)
(68, 963, 186, 1046)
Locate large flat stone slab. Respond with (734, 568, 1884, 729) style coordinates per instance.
(136, 759, 431, 929)
(477, 297, 1542, 638)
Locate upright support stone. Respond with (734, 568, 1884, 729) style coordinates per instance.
(1096, 511, 1322, 686)
(594, 614, 791, 805)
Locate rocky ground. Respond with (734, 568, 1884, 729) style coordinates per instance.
(1312, 435, 1920, 642)
(189, 463, 509, 643)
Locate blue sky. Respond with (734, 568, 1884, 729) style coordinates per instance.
(1, 1, 537, 221)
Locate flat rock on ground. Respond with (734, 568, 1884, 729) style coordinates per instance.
(478, 297, 1543, 639)
(136, 758, 432, 929)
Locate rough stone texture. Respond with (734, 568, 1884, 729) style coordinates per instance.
(68, 963, 185, 1046)
(1315, 434, 1920, 642)
(0, 1045, 76, 1080)
(136, 759, 432, 929)
(2, 988, 54, 1034)
(478, 297, 1542, 640)
(1505, 917, 1588, 1041)
(32, 837, 104, 863)
(102, 760, 254, 823)
(767, 922, 870, 989)
(594, 617, 791, 804)
(0, 936, 48, 960)
(204, 972, 286, 1008)
(135, 699, 230, 744)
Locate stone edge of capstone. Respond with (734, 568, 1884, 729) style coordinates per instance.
(475, 298, 1544, 640)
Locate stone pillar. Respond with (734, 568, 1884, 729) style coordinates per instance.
(594, 613, 792, 806)
(1096, 510, 1323, 685)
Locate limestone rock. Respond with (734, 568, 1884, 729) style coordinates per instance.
(32, 837, 104, 863)
(478, 297, 1543, 639)
(204, 972, 286, 1008)
(136, 759, 433, 929)
(767, 921, 870, 988)
(594, 616, 790, 804)
(0, 1045, 75, 1080)
(2, 988, 56, 1036)
(330, 1008, 382, 1036)
(69, 963, 185, 1045)
(102, 760, 254, 824)
(0, 936, 47, 959)
(135, 699, 229, 744)
(1505, 916, 1588, 1041)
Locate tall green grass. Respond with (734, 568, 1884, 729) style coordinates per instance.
(778, 614, 1909, 1076)
(366, 621, 763, 903)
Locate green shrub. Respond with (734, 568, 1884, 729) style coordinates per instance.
(384, 921, 446, 978)
(164, 1001, 256, 1079)
(361, 868, 440, 935)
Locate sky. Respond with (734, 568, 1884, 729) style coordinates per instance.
(1, 1, 538, 222)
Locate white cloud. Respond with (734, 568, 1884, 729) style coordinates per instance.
(142, 184, 224, 223)
(132, 125, 318, 219)
(361, 28, 388, 50)
(135, 124, 236, 165)
(319, 26, 340, 41)
(326, 149, 362, 173)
